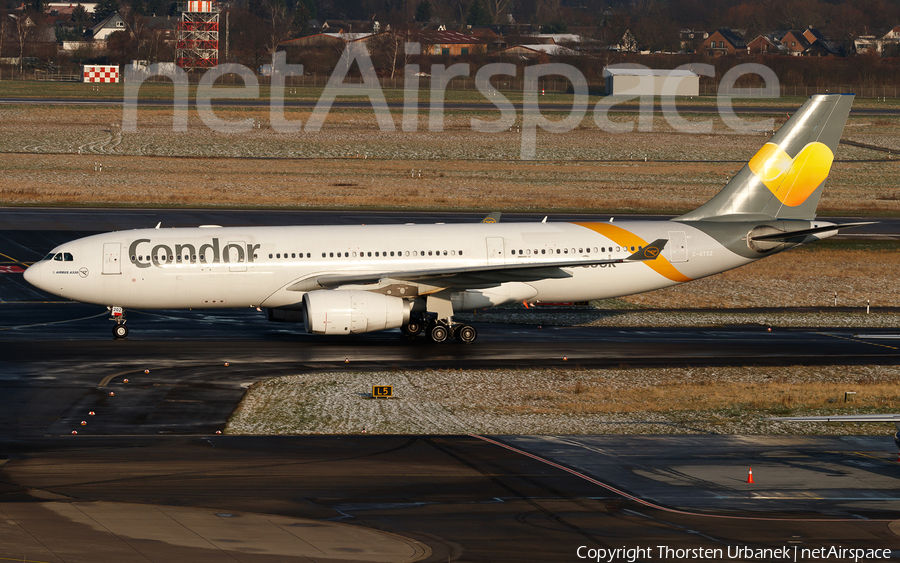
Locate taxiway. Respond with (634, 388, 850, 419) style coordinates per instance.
(1, 208, 898, 562)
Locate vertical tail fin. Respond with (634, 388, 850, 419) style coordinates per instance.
(676, 94, 853, 222)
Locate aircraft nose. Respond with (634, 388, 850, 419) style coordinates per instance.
(23, 262, 42, 289)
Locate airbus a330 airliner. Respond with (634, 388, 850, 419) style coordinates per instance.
(25, 94, 866, 343)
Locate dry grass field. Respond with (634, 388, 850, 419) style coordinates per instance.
(1, 104, 900, 214)
(226, 365, 900, 435)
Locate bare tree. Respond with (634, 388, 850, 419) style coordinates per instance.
(263, 0, 294, 60)
(484, 0, 512, 24)
(12, 12, 36, 73)
(534, 0, 561, 25)
(118, 2, 148, 59)
(1, 12, 6, 63)
(369, 29, 412, 78)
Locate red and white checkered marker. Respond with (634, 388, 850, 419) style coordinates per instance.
(83, 65, 120, 83)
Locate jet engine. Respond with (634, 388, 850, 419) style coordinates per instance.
(302, 290, 411, 335)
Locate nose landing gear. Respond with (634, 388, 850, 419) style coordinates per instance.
(109, 306, 128, 339)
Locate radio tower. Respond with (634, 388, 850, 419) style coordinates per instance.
(176, 1, 219, 70)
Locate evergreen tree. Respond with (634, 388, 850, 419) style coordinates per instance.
(541, 19, 568, 34)
(466, 0, 490, 26)
(414, 0, 431, 23)
(301, 0, 315, 20)
(92, 0, 120, 22)
(71, 3, 91, 23)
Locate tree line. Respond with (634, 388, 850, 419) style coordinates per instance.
(2, 0, 900, 77)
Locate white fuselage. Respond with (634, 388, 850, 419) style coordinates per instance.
(24, 220, 754, 310)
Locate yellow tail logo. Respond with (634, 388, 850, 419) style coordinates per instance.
(748, 142, 834, 207)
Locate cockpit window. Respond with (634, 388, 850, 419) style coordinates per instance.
(53, 253, 63, 261)
(63, 253, 73, 261)
(44, 252, 56, 261)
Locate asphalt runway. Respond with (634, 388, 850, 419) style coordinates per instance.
(2, 208, 899, 561)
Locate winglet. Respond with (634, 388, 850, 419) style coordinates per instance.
(482, 212, 501, 224)
(626, 239, 667, 262)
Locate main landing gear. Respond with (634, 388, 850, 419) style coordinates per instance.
(401, 314, 477, 344)
(109, 306, 128, 339)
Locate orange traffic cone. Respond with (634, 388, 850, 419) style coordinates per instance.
(747, 467, 754, 484)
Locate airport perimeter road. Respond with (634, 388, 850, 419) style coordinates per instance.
(4, 96, 900, 116)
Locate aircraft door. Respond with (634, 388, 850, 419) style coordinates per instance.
(667, 231, 687, 262)
(102, 242, 121, 275)
(486, 237, 504, 265)
(226, 241, 247, 272)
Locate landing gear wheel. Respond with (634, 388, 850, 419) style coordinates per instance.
(454, 324, 477, 344)
(428, 324, 449, 343)
(113, 324, 128, 339)
(401, 319, 424, 338)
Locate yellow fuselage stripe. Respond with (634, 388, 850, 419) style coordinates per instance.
(573, 222, 693, 283)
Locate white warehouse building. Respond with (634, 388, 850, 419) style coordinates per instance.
(603, 67, 700, 97)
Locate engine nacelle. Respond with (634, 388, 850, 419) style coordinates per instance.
(302, 290, 411, 335)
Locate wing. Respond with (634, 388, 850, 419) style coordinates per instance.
(287, 239, 669, 293)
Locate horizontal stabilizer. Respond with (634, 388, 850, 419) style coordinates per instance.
(749, 222, 874, 242)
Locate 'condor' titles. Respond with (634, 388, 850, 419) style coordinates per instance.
(128, 238, 261, 269)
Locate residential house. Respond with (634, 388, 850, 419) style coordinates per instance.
(697, 28, 745, 56)
(746, 33, 787, 55)
(855, 25, 900, 55)
(779, 29, 836, 56)
(412, 30, 483, 56)
(779, 30, 811, 55)
(48, 2, 98, 14)
(90, 12, 125, 40)
(679, 29, 707, 52)
(469, 27, 506, 50)
(884, 24, 900, 41)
